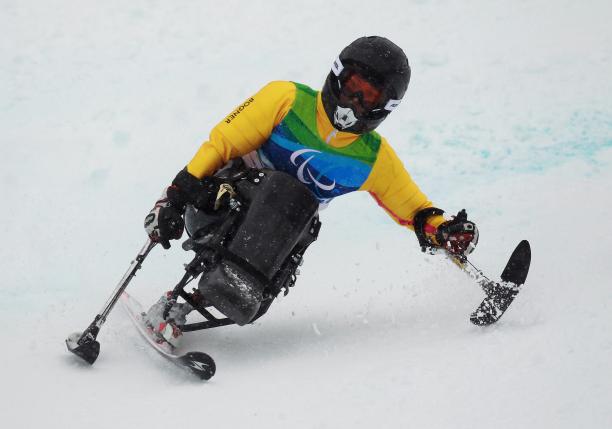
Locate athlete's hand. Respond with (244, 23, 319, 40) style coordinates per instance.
(144, 189, 185, 249)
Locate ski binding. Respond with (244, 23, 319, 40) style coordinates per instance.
(121, 292, 216, 380)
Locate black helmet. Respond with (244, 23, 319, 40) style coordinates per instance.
(321, 36, 411, 134)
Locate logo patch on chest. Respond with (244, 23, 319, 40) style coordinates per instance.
(290, 149, 336, 191)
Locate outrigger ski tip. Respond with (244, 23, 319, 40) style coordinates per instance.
(66, 239, 157, 366)
(469, 240, 532, 326)
(65, 330, 101, 365)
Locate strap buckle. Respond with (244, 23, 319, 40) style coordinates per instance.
(214, 183, 237, 210)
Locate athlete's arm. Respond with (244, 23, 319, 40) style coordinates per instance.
(186, 81, 296, 179)
(361, 138, 446, 236)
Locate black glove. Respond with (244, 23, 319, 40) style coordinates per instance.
(168, 168, 220, 213)
(144, 188, 185, 249)
(144, 168, 221, 249)
(435, 209, 479, 257)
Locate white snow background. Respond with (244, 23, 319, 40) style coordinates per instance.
(2, 1, 612, 428)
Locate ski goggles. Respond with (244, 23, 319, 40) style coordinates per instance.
(332, 57, 402, 115)
(340, 72, 384, 110)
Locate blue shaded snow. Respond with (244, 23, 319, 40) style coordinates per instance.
(400, 108, 612, 189)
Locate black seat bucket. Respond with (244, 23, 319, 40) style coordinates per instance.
(193, 170, 319, 325)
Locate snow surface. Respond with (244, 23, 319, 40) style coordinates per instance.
(2, 1, 612, 428)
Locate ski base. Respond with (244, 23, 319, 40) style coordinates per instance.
(470, 240, 531, 326)
(121, 292, 216, 380)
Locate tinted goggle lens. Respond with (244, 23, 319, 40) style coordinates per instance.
(340, 73, 384, 109)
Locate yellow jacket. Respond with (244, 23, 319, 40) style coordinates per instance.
(186, 81, 445, 236)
